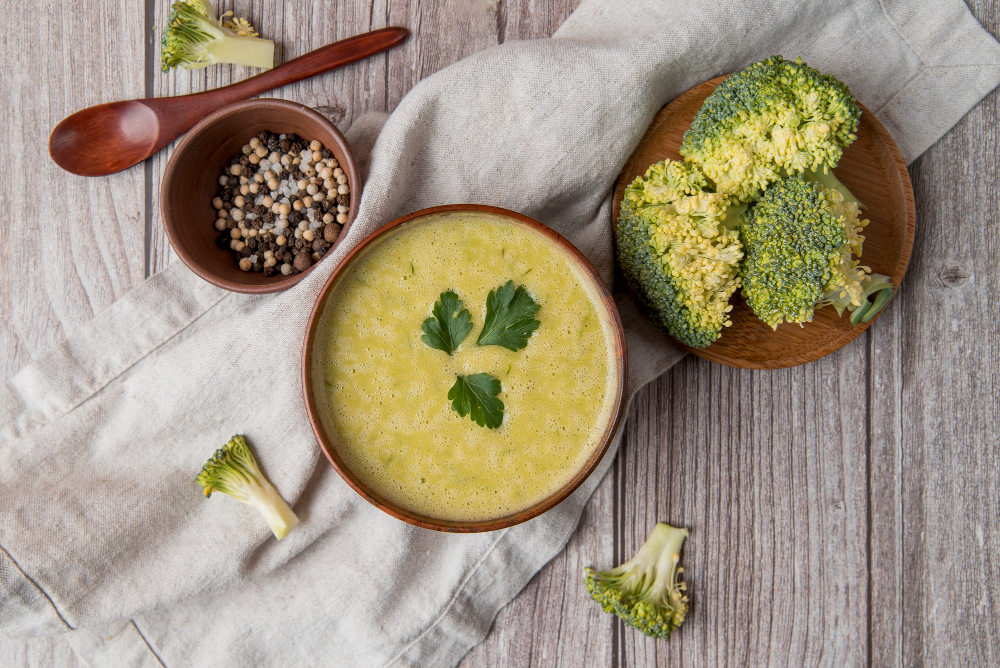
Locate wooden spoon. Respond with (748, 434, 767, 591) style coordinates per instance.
(49, 26, 409, 177)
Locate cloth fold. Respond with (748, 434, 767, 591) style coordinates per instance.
(3, 0, 999, 665)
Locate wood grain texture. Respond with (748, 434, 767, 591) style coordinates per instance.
(611, 79, 916, 370)
(3, 0, 1000, 667)
(0, 0, 145, 666)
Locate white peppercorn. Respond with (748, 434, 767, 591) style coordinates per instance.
(230, 164, 243, 176)
(214, 218, 227, 231)
(213, 197, 224, 209)
(336, 212, 347, 224)
(280, 263, 292, 275)
(239, 257, 252, 271)
(338, 184, 350, 195)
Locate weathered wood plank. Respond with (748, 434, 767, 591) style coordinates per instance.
(460, 470, 614, 667)
(870, 0, 1000, 662)
(0, 0, 146, 666)
(616, 348, 870, 667)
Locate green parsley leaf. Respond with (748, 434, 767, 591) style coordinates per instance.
(448, 373, 504, 429)
(477, 280, 541, 351)
(422, 290, 473, 355)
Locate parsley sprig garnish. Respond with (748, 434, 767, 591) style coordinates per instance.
(448, 373, 504, 429)
(420, 281, 541, 430)
(421, 290, 473, 355)
(477, 280, 541, 351)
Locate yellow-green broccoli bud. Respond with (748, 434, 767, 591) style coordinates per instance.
(585, 522, 689, 640)
(196, 435, 299, 540)
(160, 0, 274, 71)
(740, 172, 893, 329)
(680, 55, 860, 202)
(617, 159, 744, 348)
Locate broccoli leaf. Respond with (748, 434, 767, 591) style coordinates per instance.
(477, 281, 540, 351)
(448, 373, 504, 429)
(422, 291, 473, 355)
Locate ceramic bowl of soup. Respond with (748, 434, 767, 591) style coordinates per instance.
(302, 204, 627, 532)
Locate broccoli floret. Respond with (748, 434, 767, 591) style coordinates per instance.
(680, 55, 860, 202)
(196, 435, 299, 540)
(585, 522, 689, 640)
(160, 0, 274, 71)
(739, 172, 894, 329)
(616, 159, 744, 348)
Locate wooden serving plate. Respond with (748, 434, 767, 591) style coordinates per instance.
(612, 76, 916, 369)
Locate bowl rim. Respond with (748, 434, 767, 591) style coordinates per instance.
(160, 98, 360, 294)
(301, 204, 629, 532)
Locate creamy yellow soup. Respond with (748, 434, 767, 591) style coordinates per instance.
(313, 212, 619, 521)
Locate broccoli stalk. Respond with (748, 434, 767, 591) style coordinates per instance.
(196, 435, 299, 540)
(160, 1, 274, 71)
(585, 522, 689, 640)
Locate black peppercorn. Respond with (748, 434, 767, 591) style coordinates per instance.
(337, 194, 350, 206)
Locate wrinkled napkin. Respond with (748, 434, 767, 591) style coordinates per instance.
(3, 0, 999, 665)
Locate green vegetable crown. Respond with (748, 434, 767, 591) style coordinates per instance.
(617, 159, 743, 348)
(680, 55, 861, 202)
(585, 522, 689, 640)
(196, 434, 265, 501)
(739, 174, 873, 328)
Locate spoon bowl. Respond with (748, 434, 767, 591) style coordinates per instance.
(50, 101, 163, 176)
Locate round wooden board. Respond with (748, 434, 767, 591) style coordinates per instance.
(612, 76, 917, 370)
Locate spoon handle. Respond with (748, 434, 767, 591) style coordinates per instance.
(150, 26, 409, 142)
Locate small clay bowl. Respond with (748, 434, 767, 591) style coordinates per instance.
(161, 98, 359, 293)
(301, 204, 628, 532)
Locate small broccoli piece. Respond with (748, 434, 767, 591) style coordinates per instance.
(680, 55, 860, 202)
(160, 0, 274, 71)
(196, 435, 299, 540)
(585, 522, 689, 640)
(739, 172, 894, 329)
(616, 159, 744, 348)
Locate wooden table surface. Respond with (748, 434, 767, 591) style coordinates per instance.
(3, 1, 998, 666)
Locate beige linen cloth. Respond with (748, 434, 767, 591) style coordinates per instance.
(3, 0, 999, 665)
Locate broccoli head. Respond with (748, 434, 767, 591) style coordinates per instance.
(161, 0, 274, 71)
(585, 522, 689, 640)
(680, 56, 860, 202)
(616, 159, 744, 348)
(196, 435, 299, 540)
(739, 172, 894, 329)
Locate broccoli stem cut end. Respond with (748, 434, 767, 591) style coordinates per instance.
(249, 481, 300, 539)
(199, 33, 274, 70)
